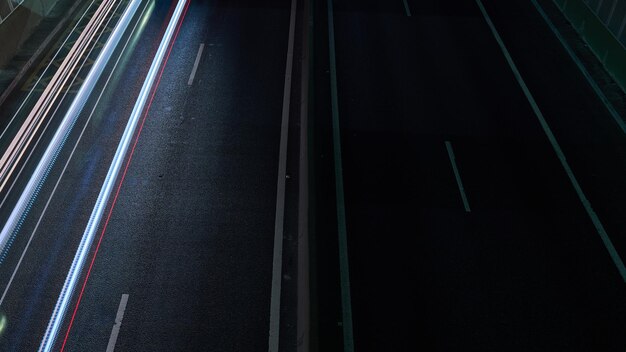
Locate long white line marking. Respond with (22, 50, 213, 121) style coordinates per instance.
(476, 0, 626, 282)
(105, 294, 129, 352)
(402, 0, 412, 17)
(187, 43, 204, 86)
(445, 141, 471, 213)
(0, 0, 152, 308)
(268, 0, 297, 350)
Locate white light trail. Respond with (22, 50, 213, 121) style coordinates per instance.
(38, 0, 188, 350)
(33, 0, 142, 350)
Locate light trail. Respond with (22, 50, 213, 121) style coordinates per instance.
(38, 1, 189, 351)
(0, 0, 98, 143)
(0, 0, 154, 310)
(0, 0, 115, 193)
(0, 0, 122, 260)
(0, 0, 126, 211)
(17, 0, 141, 348)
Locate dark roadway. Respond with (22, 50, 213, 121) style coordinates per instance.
(0, 0, 294, 351)
(0, 0, 624, 351)
(312, 0, 626, 351)
(61, 1, 292, 351)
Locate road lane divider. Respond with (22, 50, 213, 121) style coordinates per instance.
(445, 141, 471, 213)
(39, 1, 189, 351)
(187, 43, 204, 86)
(105, 294, 129, 352)
(476, 0, 626, 282)
(402, 0, 412, 17)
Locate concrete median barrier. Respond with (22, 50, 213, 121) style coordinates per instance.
(554, 0, 626, 93)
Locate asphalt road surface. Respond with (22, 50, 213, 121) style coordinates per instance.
(311, 0, 626, 351)
(0, 0, 295, 351)
(0, 0, 625, 351)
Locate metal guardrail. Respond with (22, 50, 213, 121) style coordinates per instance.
(582, 0, 626, 45)
(555, 0, 626, 92)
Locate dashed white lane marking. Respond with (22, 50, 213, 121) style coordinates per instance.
(105, 294, 129, 352)
(445, 141, 471, 213)
(402, 0, 412, 16)
(187, 43, 204, 86)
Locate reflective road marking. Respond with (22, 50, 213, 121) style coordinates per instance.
(105, 294, 129, 352)
(445, 141, 471, 213)
(187, 43, 204, 86)
(402, 0, 412, 17)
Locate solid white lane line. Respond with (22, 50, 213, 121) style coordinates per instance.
(105, 294, 129, 352)
(402, 0, 412, 17)
(187, 43, 204, 86)
(268, 0, 297, 350)
(476, 0, 626, 282)
(445, 141, 471, 213)
(0, 0, 152, 308)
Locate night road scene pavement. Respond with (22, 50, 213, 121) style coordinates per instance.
(0, 0, 625, 351)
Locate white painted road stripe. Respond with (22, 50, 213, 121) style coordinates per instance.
(268, 0, 297, 350)
(0, 0, 152, 308)
(105, 294, 129, 352)
(476, 0, 626, 282)
(402, 0, 412, 17)
(445, 141, 471, 213)
(187, 43, 204, 86)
